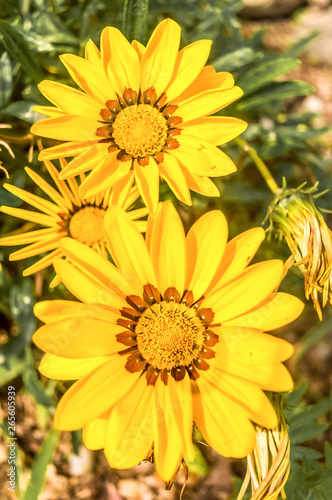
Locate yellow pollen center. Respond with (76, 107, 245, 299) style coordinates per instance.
(69, 206, 106, 246)
(136, 303, 205, 370)
(112, 104, 168, 158)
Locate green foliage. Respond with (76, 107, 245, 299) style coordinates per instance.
(0, 0, 331, 498)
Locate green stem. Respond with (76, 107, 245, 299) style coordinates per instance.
(235, 137, 280, 194)
(122, 0, 150, 43)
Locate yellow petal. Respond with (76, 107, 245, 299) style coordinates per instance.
(153, 377, 183, 482)
(165, 40, 212, 102)
(25, 167, 69, 211)
(34, 300, 118, 324)
(79, 153, 131, 198)
(101, 27, 140, 94)
(183, 168, 220, 197)
(0, 205, 59, 227)
(54, 356, 139, 430)
(31, 115, 99, 142)
(131, 39, 145, 60)
(38, 80, 101, 118)
(0, 226, 59, 246)
(22, 248, 63, 276)
(202, 368, 277, 429)
(225, 292, 304, 331)
(193, 378, 256, 458)
(58, 143, 108, 179)
(33, 317, 123, 358)
(174, 71, 234, 104)
(38, 142, 93, 161)
(176, 86, 243, 122)
(141, 18, 181, 96)
(60, 53, 116, 103)
(173, 136, 236, 177)
(149, 200, 186, 295)
(105, 205, 157, 293)
(85, 39, 102, 65)
(204, 260, 284, 322)
(134, 157, 160, 214)
(60, 237, 136, 298)
(207, 227, 265, 294)
(3, 182, 61, 217)
(83, 413, 109, 450)
(186, 211, 228, 299)
(53, 257, 124, 308)
(39, 353, 109, 380)
(33, 106, 66, 117)
(9, 233, 64, 260)
(180, 116, 247, 146)
(159, 154, 192, 206)
(105, 377, 154, 469)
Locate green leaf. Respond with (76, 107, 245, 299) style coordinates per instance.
(291, 446, 323, 461)
(9, 279, 36, 344)
(286, 31, 320, 57)
(0, 52, 13, 108)
(22, 349, 54, 408)
(236, 80, 314, 111)
(1, 101, 44, 123)
(0, 354, 26, 387)
(0, 20, 43, 83)
(22, 428, 60, 500)
(325, 442, 332, 469)
(290, 423, 329, 445)
(296, 317, 332, 362)
(122, 0, 150, 43)
(238, 57, 301, 94)
(212, 47, 257, 72)
(9, 24, 54, 53)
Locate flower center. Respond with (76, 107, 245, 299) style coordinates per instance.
(116, 285, 219, 385)
(136, 303, 205, 370)
(112, 104, 168, 158)
(69, 206, 106, 246)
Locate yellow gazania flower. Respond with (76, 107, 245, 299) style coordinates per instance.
(0, 158, 148, 278)
(30, 19, 247, 212)
(32, 201, 303, 482)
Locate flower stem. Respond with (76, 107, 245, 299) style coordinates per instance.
(235, 137, 280, 194)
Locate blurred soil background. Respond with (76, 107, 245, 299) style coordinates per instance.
(0, 1, 331, 499)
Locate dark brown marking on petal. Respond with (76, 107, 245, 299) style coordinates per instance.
(108, 144, 118, 153)
(138, 156, 149, 167)
(96, 126, 111, 138)
(143, 87, 158, 106)
(196, 308, 214, 326)
(123, 88, 138, 106)
(120, 307, 141, 322)
(117, 318, 137, 332)
(146, 366, 160, 386)
(154, 93, 167, 110)
(186, 363, 200, 381)
(126, 295, 147, 313)
(153, 152, 164, 164)
(125, 351, 147, 372)
(117, 150, 132, 162)
(116, 331, 138, 346)
(164, 138, 179, 150)
(143, 284, 161, 305)
(167, 128, 181, 137)
(171, 365, 186, 381)
(160, 368, 169, 385)
(193, 356, 209, 371)
(100, 108, 114, 121)
(166, 116, 182, 127)
(119, 345, 138, 356)
(163, 287, 181, 303)
(191, 296, 204, 309)
(204, 329, 219, 347)
(180, 290, 194, 306)
(200, 346, 215, 360)
(162, 104, 178, 119)
(116, 93, 126, 109)
(106, 100, 122, 114)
